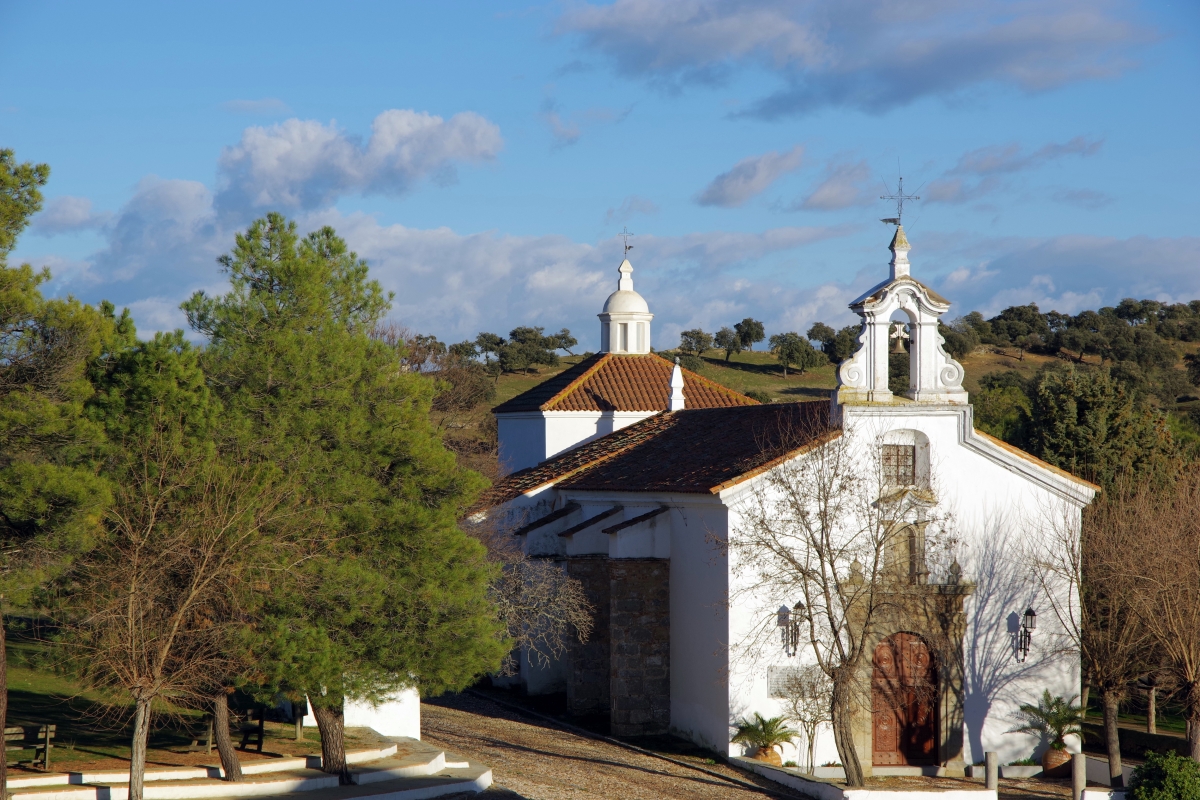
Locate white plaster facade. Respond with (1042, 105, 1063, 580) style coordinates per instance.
(497, 410, 657, 473)
(304, 689, 422, 740)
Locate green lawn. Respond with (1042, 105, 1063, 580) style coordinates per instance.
(3, 633, 329, 773)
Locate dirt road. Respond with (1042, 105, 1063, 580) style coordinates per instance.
(421, 693, 804, 800)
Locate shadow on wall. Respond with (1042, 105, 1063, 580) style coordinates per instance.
(962, 522, 1050, 762)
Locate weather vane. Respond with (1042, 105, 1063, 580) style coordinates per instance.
(880, 176, 919, 225)
(619, 226, 634, 257)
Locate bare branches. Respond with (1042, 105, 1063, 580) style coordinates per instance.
(729, 415, 959, 786)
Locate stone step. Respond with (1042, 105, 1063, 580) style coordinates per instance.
(7, 746, 401, 789)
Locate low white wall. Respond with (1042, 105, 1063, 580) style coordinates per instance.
(735, 758, 998, 800)
(303, 688, 421, 740)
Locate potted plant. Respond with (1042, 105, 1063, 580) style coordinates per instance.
(1008, 691, 1084, 774)
(732, 713, 798, 767)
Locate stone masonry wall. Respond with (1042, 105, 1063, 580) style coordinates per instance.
(609, 558, 670, 736)
(566, 556, 611, 715)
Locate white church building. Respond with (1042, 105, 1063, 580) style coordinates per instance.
(475, 227, 1096, 774)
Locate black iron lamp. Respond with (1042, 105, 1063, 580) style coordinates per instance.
(1016, 606, 1037, 662)
(778, 602, 802, 657)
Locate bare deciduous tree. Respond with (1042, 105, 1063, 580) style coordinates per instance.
(1031, 486, 1155, 787)
(727, 416, 957, 787)
(463, 493, 593, 675)
(1123, 473, 1200, 762)
(778, 664, 833, 773)
(66, 425, 291, 800)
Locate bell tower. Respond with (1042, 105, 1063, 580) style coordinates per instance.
(835, 226, 968, 405)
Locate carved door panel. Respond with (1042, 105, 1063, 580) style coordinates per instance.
(873, 633, 938, 766)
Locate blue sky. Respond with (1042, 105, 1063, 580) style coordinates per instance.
(3, 0, 1198, 352)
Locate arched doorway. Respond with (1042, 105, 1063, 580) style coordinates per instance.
(873, 632, 937, 766)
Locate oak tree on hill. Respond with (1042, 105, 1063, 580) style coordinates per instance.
(769, 332, 822, 376)
(735, 318, 765, 351)
(183, 214, 508, 782)
(714, 327, 742, 361)
(679, 328, 713, 357)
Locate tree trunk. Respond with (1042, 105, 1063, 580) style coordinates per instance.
(1147, 687, 1157, 735)
(129, 696, 153, 800)
(212, 691, 242, 782)
(1101, 690, 1124, 787)
(831, 677, 864, 787)
(1187, 690, 1200, 762)
(1, 606, 7, 799)
(312, 701, 351, 784)
(1081, 680, 1090, 721)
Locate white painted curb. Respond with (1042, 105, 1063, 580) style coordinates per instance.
(9, 745, 400, 789)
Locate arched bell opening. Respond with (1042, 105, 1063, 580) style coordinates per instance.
(887, 309, 917, 397)
(872, 631, 938, 767)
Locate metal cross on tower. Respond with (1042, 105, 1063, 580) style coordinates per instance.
(880, 176, 920, 225)
(618, 226, 635, 257)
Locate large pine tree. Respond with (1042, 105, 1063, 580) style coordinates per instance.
(183, 214, 507, 780)
(0, 151, 113, 798)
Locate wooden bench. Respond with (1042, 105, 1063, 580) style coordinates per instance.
(5, 724, 55, 770)
(187, 716, 213, 754)
(237, 708, 264, 753)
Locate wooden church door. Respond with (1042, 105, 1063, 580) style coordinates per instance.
(872, 632, 937, 766)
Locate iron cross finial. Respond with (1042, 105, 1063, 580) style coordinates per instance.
(880, 176, 920, 224)
(619, 226, 635, 257)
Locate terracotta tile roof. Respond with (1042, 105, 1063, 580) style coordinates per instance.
(492, 353, 756, 414)
(474, 401, 834, 509)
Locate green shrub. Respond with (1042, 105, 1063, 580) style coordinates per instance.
(745, 389, 772, 404)
(730, 713, 797, 750)
(676, 353, 705, 373)
(1129, 751, 1200, 800)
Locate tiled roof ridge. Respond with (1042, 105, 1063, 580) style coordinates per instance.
(471, 411, 678, 510)
(651, 352, 759, 406)
(540, 352, 614, 410)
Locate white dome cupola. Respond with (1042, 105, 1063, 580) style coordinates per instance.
(599, 258, 653, 354)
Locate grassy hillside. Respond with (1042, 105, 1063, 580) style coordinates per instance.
(492, 347, 1066, 406)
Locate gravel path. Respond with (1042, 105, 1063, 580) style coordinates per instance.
(420, 693, 805, 800)
(422, 692, 1081, 800)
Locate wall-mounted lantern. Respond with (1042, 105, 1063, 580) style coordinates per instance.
(778, 602, 802, 657)
(1016, 606, 1037, 662)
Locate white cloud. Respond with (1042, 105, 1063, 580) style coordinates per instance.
(540, 96, 633, 148)
(796, 160, 873, 210)
(215, 109, 503, 212)
(222, 98, 291, 115)
(925, 136, 1103, 204)
(30, 196, 111, 236)
(557, 0, 1153, 117)
(604, 195, 659, 225)
(925, 233, 1200, 315)
(1051, 188, 1113, 209)
(696, 146, 804, 207)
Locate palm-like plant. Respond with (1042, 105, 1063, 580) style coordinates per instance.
(732, 713, 798, 764)
(1009, 691, 1084, 750)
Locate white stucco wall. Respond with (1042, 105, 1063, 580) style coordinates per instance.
(720, 403, 1087, 768)
(497, 411, 657, 473)
(496, 414, 546, 473)
(303, 688, 421, 740)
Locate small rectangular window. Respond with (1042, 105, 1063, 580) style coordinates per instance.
(882, 444, 916, 486)
(620, 323, 629, 352)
